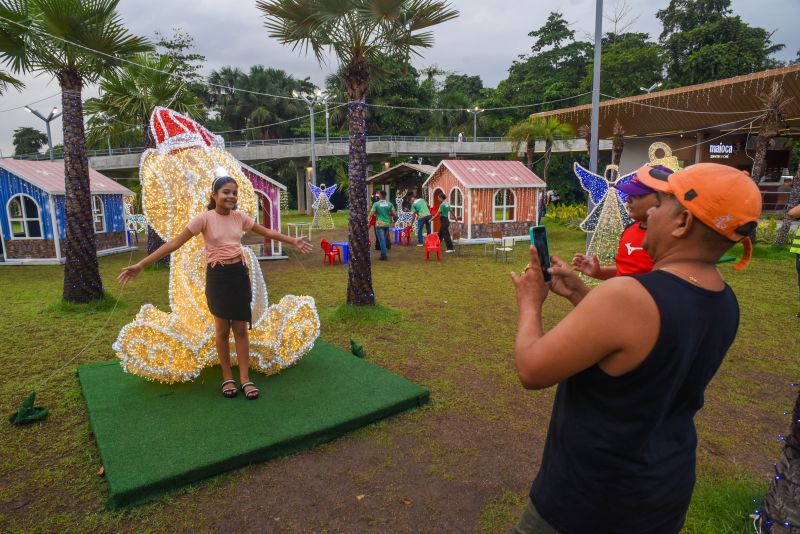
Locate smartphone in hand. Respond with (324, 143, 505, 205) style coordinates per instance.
(529, 225, 552, 283)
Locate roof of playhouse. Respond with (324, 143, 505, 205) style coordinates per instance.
(240, 163, 287, 191)
(423, 160, 545, 190)
(367, 162, 436, 185)
(0, 159, 133, 196)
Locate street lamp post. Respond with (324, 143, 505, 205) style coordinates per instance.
(25, 105, 62, 161)
(640, 82, 663, 94)
(324, 96, 330, 144)
(467, 107, 483, 141)
(293, 89, 326, 189)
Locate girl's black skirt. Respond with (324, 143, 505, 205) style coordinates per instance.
(205, 261, 252, 326)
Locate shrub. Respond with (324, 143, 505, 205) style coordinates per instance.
(755, 217, 778, 244)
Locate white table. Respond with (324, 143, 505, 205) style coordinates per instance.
(286, 222, 312, 240)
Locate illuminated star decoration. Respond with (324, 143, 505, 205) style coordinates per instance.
(574, 162, 635, 269)
(113, 106, 320, 384)
(308, 182, 337, 229)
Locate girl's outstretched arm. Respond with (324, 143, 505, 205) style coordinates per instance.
(118, 228, 194, 284)
(251, 224, 313, 253)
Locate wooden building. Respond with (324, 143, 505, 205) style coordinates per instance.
(423, 160, 545, 240)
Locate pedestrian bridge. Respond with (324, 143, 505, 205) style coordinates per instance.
(43, 136, 608, 174)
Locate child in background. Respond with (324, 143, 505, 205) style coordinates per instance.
(118, 169, 313, 399)
(431, 191, 455, 253)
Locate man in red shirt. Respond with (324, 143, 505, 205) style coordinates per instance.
(572, 168, 669, 278)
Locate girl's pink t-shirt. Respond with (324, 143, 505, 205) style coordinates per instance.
(185, 209, 255, 265)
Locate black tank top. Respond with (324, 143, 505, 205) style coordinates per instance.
(530, 270, 739, 534)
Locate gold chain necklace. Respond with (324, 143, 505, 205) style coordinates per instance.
(658, 266, 701, 286)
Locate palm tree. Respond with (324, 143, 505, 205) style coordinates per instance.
(507, 119, 538, 168)
(84, 51, 202, 261)
(531, 117, 576, 182)
(85, 52, 202, 147)
(751, 82, 790, 184)
(0, 0, 149, 303)
(258, 0, 459, 305)
(760, 390, 800, 533)
(207, 65, 313, 141)
(0, 69, 23, 93)
(611, 119, 625, 166)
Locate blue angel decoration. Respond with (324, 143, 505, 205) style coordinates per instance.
(574, 162, 635, 232)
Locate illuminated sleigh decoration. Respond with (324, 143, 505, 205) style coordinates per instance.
(112, 107, 319, 383)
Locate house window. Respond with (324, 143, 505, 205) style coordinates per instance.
(449, 187, 463, 220)
(7, 194, 42, 239)
(494, 189, 515, 222)
(92, 195, 105, 233)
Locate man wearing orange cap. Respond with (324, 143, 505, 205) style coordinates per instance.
(510, 163, 761, 533)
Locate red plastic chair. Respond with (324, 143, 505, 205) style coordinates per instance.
(424, 233, 441, 261)
(400, 225, 413, 245)
(320, 239, 342, 266)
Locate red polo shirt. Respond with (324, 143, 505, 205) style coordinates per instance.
(616, 223, 654, 276)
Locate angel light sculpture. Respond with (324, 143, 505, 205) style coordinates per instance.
(309, 182, 337, 229)
(574, 163, 636, 267)
(113, 107, 320, 383)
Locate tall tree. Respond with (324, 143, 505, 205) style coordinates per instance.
(0, 0, 149, 303)
(258, 0, 458, 306)
(84, 51, 203, 263)
(531, 116, 575, 182)
(207, 65, 312, 140)
(611, 119, 625, 166)
(506, 119, 538, 168)
(0, 69, 22, 93)
(12, 125, 47, 155)
(750, 82, 790, 183)
(760, 390, 800, 533)
(656, 0, 784, 86)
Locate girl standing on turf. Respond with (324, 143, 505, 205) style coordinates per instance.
(118, 169, 313, 399)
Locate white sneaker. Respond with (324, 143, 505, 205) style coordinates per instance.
(417, 244, 423, 247)
(446, 249, 454, 253)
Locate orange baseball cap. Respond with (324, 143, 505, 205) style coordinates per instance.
(636, 163, 762, 270)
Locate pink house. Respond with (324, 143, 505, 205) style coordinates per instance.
(422, 160, 545, 240)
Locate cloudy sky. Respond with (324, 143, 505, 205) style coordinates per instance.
(1, 0, 798, 157)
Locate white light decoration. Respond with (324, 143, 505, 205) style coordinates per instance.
(394, 189, 413, 229)
(113, 107, 319, 383)
(308, 183, 336, 229)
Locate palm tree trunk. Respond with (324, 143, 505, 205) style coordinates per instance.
(526, 139, 535, 168)
(345, 60, 375, 305)
(760, 390, 800, 533)
(751, 123, 777, 184)
(60, 70, 104, 303)
(543, 140, 553, 182)
(775, 169, 800, 245)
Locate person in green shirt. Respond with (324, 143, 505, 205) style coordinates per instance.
(368, 190, 396, 261)
(410, 191, 432, 246)
(431, 191, 455, 253)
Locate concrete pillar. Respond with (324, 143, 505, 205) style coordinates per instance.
(296, 166, 306, 214)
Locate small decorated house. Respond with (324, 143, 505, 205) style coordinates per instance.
(0, 159, 134, 264)
(240, 163, 286, 259)
(423, 160, 545, 240)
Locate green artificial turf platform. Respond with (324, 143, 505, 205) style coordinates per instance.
(78, 339, 429, 508)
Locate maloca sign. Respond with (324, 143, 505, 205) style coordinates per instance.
(709, 143, 735, 159)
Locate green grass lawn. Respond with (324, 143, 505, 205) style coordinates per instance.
(1, 213, 797, 532)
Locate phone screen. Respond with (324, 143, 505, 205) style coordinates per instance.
(529, 225, 552, 282)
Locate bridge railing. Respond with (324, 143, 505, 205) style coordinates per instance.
(10, 135, 521, 160)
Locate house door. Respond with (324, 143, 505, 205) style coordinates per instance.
(431, 187, 445, 232)
(256, 191, 274, 256)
